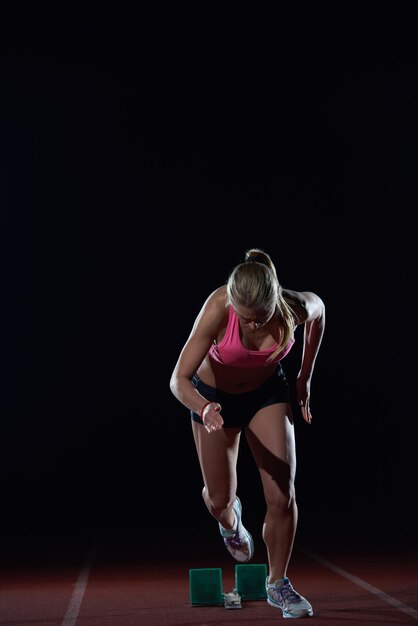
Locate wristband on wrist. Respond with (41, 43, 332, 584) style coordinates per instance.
(200, 400, 212, 420)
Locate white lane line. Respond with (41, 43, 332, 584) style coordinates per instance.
(299, 547, 418, 621)
(61, 545, 95, 626)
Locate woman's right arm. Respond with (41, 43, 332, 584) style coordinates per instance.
(169, 286, 226, 417)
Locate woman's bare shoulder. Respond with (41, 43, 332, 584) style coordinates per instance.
(192, 285, 229, 336)
(283, 289, 325, 324)
(208, 284, 228, 303)
(201, 285, 228, 319)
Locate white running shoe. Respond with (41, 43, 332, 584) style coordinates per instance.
(266, 577, 313, 618)
(219, 497, 254, 563)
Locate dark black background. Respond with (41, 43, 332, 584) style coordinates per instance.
(1, 6, 417, 557)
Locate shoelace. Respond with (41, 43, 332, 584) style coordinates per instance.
(277, 583, 301, 605)
(225, 532, 245, 549)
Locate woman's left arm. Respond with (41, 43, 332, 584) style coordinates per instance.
(285, 290, 326, 424)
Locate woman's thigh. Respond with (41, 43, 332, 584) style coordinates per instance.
(192, 419, 242, 496)
(245, 403, 296, 499)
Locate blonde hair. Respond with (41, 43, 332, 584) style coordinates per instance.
(226, 248, 295, 362)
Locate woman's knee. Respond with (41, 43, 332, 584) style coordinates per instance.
(264, 485, 296, 514)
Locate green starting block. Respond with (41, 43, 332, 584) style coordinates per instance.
(235, 563, 268, 600)
(189, 568, 223, 606)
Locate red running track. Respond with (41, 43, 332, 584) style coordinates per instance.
(1, 529, 417, 625)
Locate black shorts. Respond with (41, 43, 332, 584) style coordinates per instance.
(191, 364, 290, 428)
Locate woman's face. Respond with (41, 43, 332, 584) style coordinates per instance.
(233, 303, 274, 331)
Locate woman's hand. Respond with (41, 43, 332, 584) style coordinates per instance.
(296, 376, 312, 424)
(202, 402, 223, 433)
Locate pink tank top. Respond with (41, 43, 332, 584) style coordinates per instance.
(208, 306, 295, 368)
